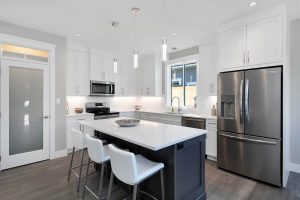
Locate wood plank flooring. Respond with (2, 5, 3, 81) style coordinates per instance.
(0, 152, 299, 200)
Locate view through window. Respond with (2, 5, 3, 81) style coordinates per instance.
(171, 62, 197, 107)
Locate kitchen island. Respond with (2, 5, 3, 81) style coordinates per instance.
(80, 118, 207, 200)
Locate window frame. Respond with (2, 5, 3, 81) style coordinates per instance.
(170, 61, 198, 107)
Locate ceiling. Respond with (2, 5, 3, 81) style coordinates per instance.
(0, 0, 288, 56)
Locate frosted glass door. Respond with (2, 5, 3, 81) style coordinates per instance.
(1, 60, 50, 170)
(9, 67, 43, 155)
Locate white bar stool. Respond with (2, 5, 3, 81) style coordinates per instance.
(67, 127, 89, 192)
(107, 144, 165, 200)
(82, 134, 110, 200)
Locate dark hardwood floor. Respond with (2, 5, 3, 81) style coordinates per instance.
(0, 152, 299, 200)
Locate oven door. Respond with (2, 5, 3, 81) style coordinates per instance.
(90, 81, 115, 96)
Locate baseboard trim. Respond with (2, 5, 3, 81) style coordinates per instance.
(50, 149, 68, 159)
(288, 162, 300, 174)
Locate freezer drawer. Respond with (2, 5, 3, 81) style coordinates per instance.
(217, 131, 281, 186)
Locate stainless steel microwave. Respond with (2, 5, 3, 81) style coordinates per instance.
(90, 81, 115, 96)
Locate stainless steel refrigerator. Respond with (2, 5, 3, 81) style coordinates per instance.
(217, 66, 282, 187)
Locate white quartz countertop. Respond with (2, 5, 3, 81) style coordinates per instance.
(79, 117, 207, 151)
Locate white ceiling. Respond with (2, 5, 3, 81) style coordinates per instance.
(0, 0, 288, 56)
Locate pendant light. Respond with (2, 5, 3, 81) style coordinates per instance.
(112, 21, 119, 73)
(161, 0, 168, 62)
(132, 7, 140, 68)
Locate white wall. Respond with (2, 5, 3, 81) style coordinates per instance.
(0, 21, 67, 151)
(290, 18, 300, 165)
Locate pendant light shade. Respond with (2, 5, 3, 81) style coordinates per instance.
(162, 38, 167, 62)
(133, 49, 138, 69)
(132, 8, 140, 69)
(112, 21, 119, 73)
(113, 58, 118, 73)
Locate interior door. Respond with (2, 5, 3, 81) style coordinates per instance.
(244, 67, 282, 139)
(1, 59, 50, 170)
(217, 71, 244, 134)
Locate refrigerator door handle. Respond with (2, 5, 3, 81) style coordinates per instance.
(245, 79, 250, 124)
(240, 79, 244, 123)
(219, 133, 277, 145)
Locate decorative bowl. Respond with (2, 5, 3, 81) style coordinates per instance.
(75, 108, 84, 113)
(115, 119, 140, 127)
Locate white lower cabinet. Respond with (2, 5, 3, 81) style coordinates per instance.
(66, 115, 94, 150)
(206, 119, 217, 160)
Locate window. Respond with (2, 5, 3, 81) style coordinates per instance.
(171, 62, 197, 106)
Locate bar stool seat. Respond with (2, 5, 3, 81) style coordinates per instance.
(134, 155, 164, 184)
(107, 144, 165, 200)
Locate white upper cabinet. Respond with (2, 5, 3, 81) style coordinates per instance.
(116, 59, 137, 96)
(198, 43, 218, 96)
(90, 52, 115, 82)
(247, 16, 283, 66)
(138, 54, 162, 96)
(66, 47, 90, 96)
(218, 26, 246, 70)
(218, 15, 283, 72)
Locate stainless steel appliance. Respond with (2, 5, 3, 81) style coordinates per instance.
(181, 117, 206, 129)
(86, 102, 119, 119)
(217, 66, 282, 187)
(90, 81, 115, 96)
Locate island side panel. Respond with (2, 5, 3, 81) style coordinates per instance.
(94, 131, 206, 200)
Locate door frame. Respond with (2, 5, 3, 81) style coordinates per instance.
(0, 33, 57, 170)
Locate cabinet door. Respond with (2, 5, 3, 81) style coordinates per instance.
(140, 59, 155, 96)
(90, 53, 102, 81)
(66, 49, 79, 96)
(247, 16, 283, 66)
(206, 130, 217, 158)
(102, 55, 115, 82)
(218, 26, 246, 70)
(78, 51, 90, 96)
(118, 59, 129, 96)
(198, 44, 212, 95)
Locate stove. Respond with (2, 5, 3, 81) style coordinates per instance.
(86, 102, 119, 120)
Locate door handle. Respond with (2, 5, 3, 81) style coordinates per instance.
(219, 133, 277, 145)
(43, 116, 50, 119)
(240, 79, 244, 124)
(245, 79, 249, 124)
(247, 51, 250, 64)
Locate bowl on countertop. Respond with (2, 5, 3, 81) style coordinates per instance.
(115, 119, 140, 127)
(75, 108, 84, 113)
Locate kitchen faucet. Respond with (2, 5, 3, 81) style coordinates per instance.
(171, 96, 182, 113)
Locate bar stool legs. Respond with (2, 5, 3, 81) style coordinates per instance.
(77, 149, 85, 192)
(67, 147, 75, 182)
(98, 163, 105, 199)
(107, 171, 114, 200)
(82, 157, 91, 199)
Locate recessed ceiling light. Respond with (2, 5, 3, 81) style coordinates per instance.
(170, 32, 177, 36)
(74, 33, 81, 37)
(249, 1, 257, 7)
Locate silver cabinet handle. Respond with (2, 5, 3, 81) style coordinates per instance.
(147, 88, 150, 95)
(243, 51, 246, 65)
(43, 116, 50, 119)
(245, 79, 249, 124)
(240, 79, 244, 124)
(219, 133, 277, 145)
